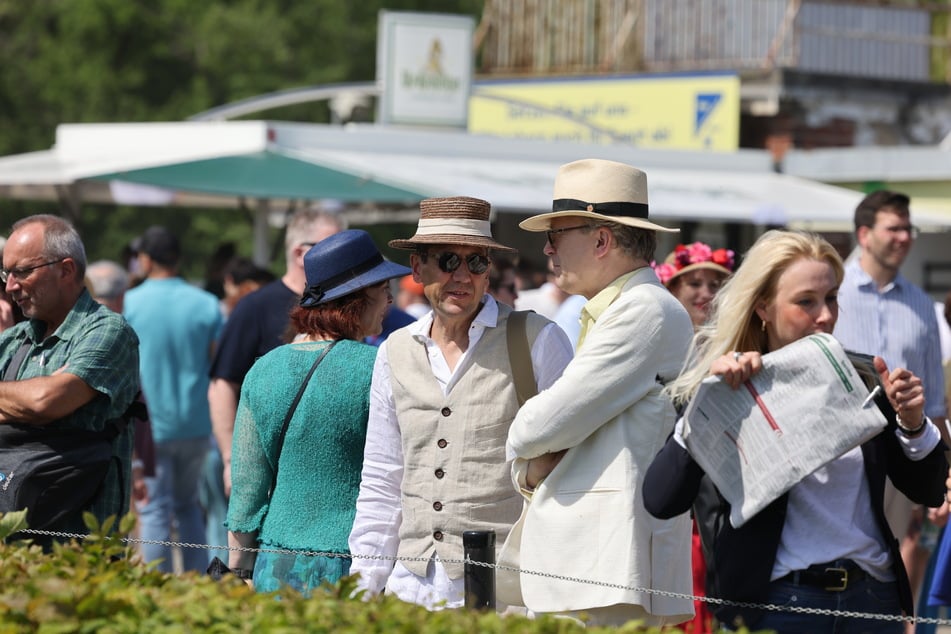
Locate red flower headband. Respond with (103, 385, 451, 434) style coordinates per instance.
(652, 242, 735, 286)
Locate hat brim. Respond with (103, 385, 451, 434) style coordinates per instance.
(519, 210, 678, 233)
(665, 262, 732, 287)
(388, 234, 517, 253)
(300, 260, 412, 307)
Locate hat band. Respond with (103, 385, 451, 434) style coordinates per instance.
(301, 253, 384, 306)
(415, 218, 492, 238)
(552, 198, 649, 219)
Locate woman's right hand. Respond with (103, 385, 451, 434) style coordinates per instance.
(710, 351, 763, 389)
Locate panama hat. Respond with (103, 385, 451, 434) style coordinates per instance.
(519, 158, 678, 233)
(388, 196, 516, 253)
(300, 229, 411, 307)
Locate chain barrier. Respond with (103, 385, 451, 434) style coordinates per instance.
(16, 527, 951, 627)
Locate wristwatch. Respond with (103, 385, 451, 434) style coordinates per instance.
(231, 567, 253, 580)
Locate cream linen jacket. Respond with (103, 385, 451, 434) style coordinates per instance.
(506, 267, 695, 623)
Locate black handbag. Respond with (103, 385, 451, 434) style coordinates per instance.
(0, 339, 143, 529)
(0, 423, 118, 529)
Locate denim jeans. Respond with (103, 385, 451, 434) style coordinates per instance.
(139, 436, 209, 573)
(199, 442, 229, 564)
(743, 575, 904, 634)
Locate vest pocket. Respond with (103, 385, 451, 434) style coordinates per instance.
(468, 492, 523, 526)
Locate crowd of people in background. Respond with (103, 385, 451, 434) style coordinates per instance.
(2, 159, 951, 633)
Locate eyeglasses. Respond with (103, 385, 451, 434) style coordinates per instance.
(0, 258, 66, 284)
(546, 224, 592, 246)
(431, 251, 490, 275)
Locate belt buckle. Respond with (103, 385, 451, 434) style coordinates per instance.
(824, 567, 848, 591)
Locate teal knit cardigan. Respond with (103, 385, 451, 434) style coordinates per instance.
(225, 339, 377, 552)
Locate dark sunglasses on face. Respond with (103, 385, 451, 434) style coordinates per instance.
(432, 251, 490, 275)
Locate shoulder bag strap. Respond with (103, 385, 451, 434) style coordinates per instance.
(269, 339, 338, 496)
(506, 311, 537, 406)
(3, 340, 32, 381)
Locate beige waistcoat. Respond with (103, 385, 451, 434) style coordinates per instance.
(387, 305, 543, 578)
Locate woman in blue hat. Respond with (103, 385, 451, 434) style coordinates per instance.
(225, 230, 410, 594)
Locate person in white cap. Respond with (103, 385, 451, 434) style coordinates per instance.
(348, 196, 573, 609)
(502, 159, 695, 626)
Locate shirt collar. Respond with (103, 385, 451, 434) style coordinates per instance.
(27, 289, 98, 344)
(581, 269, 640, 324)
(846, 258, 907, 294)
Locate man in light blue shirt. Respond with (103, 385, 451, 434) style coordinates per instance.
(834, 189, 947, 612)
(124, 226, 222, 573)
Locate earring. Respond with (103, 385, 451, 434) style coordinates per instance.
(761, 320, 767, 332)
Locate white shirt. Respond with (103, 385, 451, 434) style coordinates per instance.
(514, 282, 561, 319)
(348, 296, 573, 609)
(553, 294, 586, 350)
(773, 419, 940, 581)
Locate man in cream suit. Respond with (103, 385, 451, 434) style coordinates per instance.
(504, 159, 694, 626)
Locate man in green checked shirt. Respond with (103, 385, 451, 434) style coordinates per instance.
(0, 214, 139, 535)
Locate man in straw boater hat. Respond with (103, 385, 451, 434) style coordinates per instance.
(501, 159, 695, 626)
(348, 196, 573, 609)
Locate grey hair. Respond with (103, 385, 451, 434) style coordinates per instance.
(284, 205, 348, 252)
(11, 214, 87, 280)
(86, 260, 129, 300)
(591, 221, 657, 262)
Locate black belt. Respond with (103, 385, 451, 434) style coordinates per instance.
(780, 561, 870, 592)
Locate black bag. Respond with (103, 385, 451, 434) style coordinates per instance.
(0, 340, 144, 531)
(206, 556, 233, 581)
(0, 422, 122, 530)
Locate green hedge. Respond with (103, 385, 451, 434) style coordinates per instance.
(0, 511, 752, 633)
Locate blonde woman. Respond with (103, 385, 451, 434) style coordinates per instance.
(644, 230, 947, 633)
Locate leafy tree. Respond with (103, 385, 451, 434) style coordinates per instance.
(0, 0, 483, 277)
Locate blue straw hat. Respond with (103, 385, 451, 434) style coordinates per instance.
(300, 230, 411, 307)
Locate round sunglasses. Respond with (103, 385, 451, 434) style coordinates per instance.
(431, 251, 490, 275)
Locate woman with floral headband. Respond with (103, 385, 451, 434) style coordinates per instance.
(652, 241, 734, 633)
(654, 242, 735, 329)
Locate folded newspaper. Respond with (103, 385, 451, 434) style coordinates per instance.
(681, 333, 887, 528)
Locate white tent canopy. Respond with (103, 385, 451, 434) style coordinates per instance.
(0, 120, 948, 240)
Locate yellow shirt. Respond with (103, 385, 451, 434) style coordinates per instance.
(577, 270, 639, 349)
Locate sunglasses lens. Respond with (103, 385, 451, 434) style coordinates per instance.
(435, 252, 488, 274)
(437, 252, 461, 273)
(466, 254, 489, 274)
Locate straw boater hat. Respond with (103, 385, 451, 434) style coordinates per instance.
(519, 158, 679, 233)
(388, 196, 516, 253)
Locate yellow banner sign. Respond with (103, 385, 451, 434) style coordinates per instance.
(469, 73, 739, 151)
